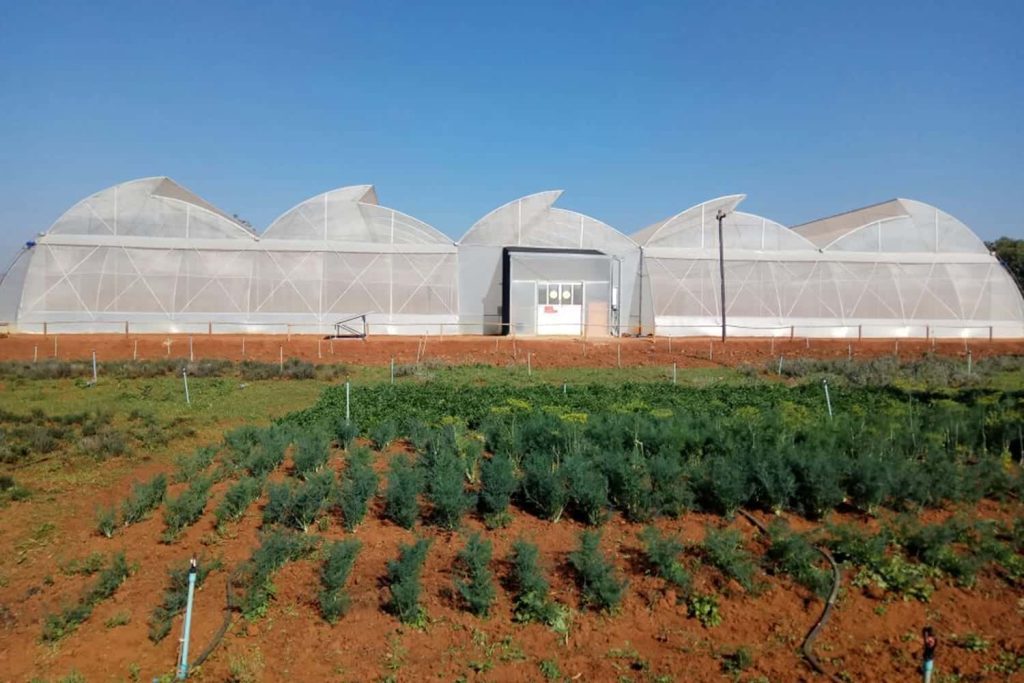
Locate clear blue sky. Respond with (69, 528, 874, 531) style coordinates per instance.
(1, 0, 1022, 266)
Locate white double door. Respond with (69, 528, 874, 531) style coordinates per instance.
(536, 282, 583, 335)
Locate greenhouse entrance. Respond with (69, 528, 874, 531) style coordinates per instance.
(502, 247, 618, 337)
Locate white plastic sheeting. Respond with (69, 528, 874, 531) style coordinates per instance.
(5, 178, 457, 334)
(638, 196, 1024, 338)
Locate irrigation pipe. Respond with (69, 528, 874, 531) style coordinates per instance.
(187, 563, 244, 670)
(737, 509, 846, 683)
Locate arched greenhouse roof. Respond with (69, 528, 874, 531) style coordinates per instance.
(45, 177, 255, 241)
(792, 198, 989, 254)
(459, 191, 636, 252)
(262, 185, 452, 245)
(632, 194, 816, 252)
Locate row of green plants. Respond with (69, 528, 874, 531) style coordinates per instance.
(770, 353, 1024, 388)
(42, 553, 131, 641)
(0, 357, 336, 381)
(148, 557, 222, 642)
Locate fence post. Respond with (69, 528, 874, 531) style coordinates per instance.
(189, 336, 194, 363)
(92, 350, 98, 384)
(43, 321, 48, 336)
(124, 321, 129, 336)
(617, 343, 622, 368)
(790, 326, 795, 340)
(241, 336, 246, 359)
(208, 322, 212, 336)
(279, 346, 284, 372)
(53, 335, 57, 358)
(858, 324, 862, 341)
(317, 339, 322, 360)
(989, 326, 994, 342)
(133, 340, 138, 361)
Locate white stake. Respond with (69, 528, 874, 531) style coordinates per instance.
(189, 336, 194, 362)
(133, 339, 138, 361)
(823, 379, 833, 419)
(33, 345, 37, 364)
(182, 368, 191, 405)
(527, 352, 532, 376)
(778, 355, 784, 375)
(390, 357, 395, 384)
(279, 346, 283, 372)
(53, 336, 57, 358)
(317, 339, 322, 360)
(617, 343, 622, 368)
(345, 381, 351, 422)
(241, 336, 246, 358)
(92, 350, 98, 384)
(672, 362, 677, 385)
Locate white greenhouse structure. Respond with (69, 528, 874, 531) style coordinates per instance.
(0, 177, 1021, 338)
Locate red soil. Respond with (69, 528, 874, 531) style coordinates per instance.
(1, 442, 1022, 682)
(1, 333, 1022, 369)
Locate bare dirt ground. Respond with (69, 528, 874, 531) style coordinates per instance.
(3, 439, 1023, 683)
(2, 333, 1023, 369)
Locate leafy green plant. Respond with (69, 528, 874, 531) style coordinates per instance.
(215, 476, 263, 529)
(519, 452, 568, 522)
(687, 592, 721, 628)
(121, 473, 167, 526)
(262, 470, 334, 532)
(700, 526, 759, 592)
(96, 505, 117, 538)
(721, 646, 754, 674)
(161, 476, 213, 542)
(336, 446, 378, 530)
(333, 417, 359, 450)
(237, 530, 319, 620)
(764, 521, 832, 597)
(244, 427, 291, 478)
(479, 452, 518, 516)
(60, 552, 106, 576)
(148, 557, 222, 642)
(371, 420, 399, 451)
(568, 530, 626, 611)
(639, 526, 690, 594)
(318, 539, 361, 623)
(386, 538, 431, 625)
(384, 455, 423, 529)
(172, 446, 217, 484)
(292, 430, 331, 480)
(426, 449, 473, 529)
(43, 552, 130, 641)
(565, 454, 609, 525)
(507, 539, 569, 633)
(455, 533, 495, 617)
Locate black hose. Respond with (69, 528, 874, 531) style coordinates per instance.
(737, 509, 846, 683)
(188, 563, 244, 669)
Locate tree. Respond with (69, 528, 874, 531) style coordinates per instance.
(988, 237, 1024, 294)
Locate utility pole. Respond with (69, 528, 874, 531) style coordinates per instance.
(716, 209, 728, 342)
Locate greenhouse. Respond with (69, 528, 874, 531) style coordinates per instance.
(0, 178, 458, 335)
(635, 195, 1024, 338)
(0, 178, 1021, 338)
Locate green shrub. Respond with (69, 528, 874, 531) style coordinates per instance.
(121, 473, 167, 526)
(333, 417, 359, 451)
(693, 456, 749, 517)
(60, 551, 106, 576)
(215, 476, 264, 529)
(897, 518, 980, 587)
(507, 539, 568, 633)
(789, 451, 845, 519)
(337, 447, 378, 530)
(721, 646, 754, 674)
(173, 446, 217, 484)
(519, 452, 567, 522)
(238, 530, 319, 620)
(319, 539, 361, 624)
(602, 449, 653, 522)
(764, 522, 832, 597)
(700, 527, 759, 592)
(426, 449, 473, 529)
(262, 470, 334, 532)
(161, 476, 213, 542)
(479, 452, 518, 515)
(148, 557, 221, 642)
(43, 552, 130, 641)
(293, 430, 331, 480)
(96, 506, 117, 538)
(371, 420, 399, 451)
(687, 592, 721, 628)
(386, 538, 431, 625)
(244, 427, 291, 478)
(639, 526, 690, 594)
(455, 533, 495, 617)
(568, 530, 626, 611)
(384, 455, 423, 529)
(648, 453, 693, 517)
(565, 454, 609, 525)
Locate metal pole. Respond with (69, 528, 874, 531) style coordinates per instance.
(390, 357, 395, 384)
(823, 379, 833, 420)
(563, 382, 567, 395)
(279, 346, 283, 373)
(716, 209, 727, 343)
(527, 352, 532, 376)
(189, 336, 194, 362)
(33, 345, 37, 364)
(133, 339, 138, 361)
(92, 350, 98, 384)
(176, 557, 198, 680)
(182, 368, 191, 405)
(967, 350, 972, 376)
(345, 382, 351, 422)
(778, 355, 784, 375)
(672, 362, 677, 385)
